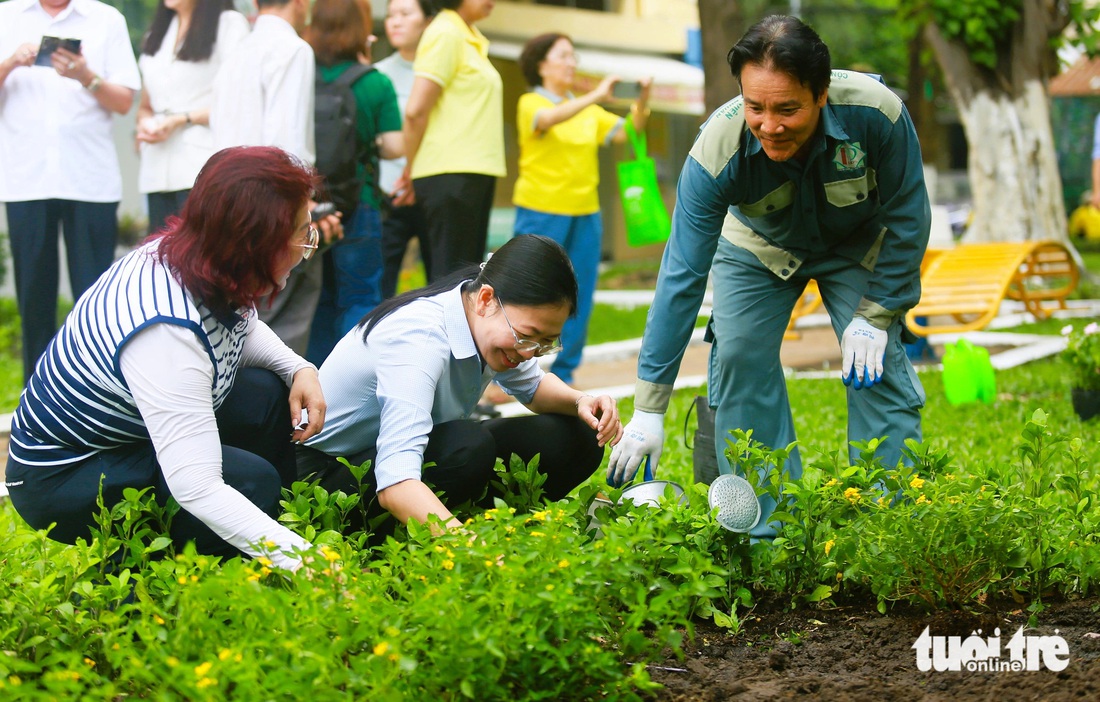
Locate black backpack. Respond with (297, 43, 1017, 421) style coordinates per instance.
(314, 63, 376, 217)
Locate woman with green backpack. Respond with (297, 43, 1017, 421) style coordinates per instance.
(304, 0, 404, 364)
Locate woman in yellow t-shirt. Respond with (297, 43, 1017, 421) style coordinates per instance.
(392, 0, 504, 282)
(512, 33, 650, 384)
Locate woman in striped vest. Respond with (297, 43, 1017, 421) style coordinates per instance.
(5, 146, 327, 572)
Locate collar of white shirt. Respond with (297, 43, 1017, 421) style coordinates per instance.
(16, 0, 94, 19)
(441, 284, 480, 363)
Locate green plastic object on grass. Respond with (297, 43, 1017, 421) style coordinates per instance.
(941, 339, 996, 405)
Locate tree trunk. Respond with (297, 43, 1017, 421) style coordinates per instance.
(923, 0, 1070, 243)
(697, 0, 744, 116)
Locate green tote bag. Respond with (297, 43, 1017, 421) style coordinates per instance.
(616, 120, 671, 247)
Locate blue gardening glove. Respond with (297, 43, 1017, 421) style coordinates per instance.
(607, 409, 664, 487)
(840, 316, 888, 389)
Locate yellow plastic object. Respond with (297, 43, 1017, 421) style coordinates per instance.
(941, 339, 996, 405)
(1068, 205, 1100, 241)
(906, 241, 1079, 337)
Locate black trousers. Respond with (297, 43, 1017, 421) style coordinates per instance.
(295, 414, 603, 536)
(6, 199, 118, 380)
(146, 189, 191, 236)
(6, 369, 295, 559)
(412, 173, 495, 282)
(380, 201, 431, 299)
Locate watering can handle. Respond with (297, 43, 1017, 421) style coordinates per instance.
(643, 456, 654, 482)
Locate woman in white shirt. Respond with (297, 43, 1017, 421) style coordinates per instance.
(136, 0, 249, 233)
(5, 146, 327, 572)
(376, 0, 435, 298)
(298, 235, 623, 539)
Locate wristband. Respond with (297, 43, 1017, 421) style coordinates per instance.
(185, 112, 192, 125)
(85, 75, 102, 93)
(574, 394, 592, 409)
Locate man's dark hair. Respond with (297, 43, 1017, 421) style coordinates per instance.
(256, 0, 294, 8)
(436, 0, 463, 9)
(727, 15, 831, 100)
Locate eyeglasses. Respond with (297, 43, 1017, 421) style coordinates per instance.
(497, 296, 562, 357)
(294, 225, 320, 261)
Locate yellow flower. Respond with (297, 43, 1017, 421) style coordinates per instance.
(483, 510, 496, 520)
(442, 559, 455, 571)
(530, 531, 545, 537)
(909, 476, 926, 490)
(484, 560, 495, 567)
(263, 540, 277, 549)
(196, 677, 217, 689)
(8, 676, 21, 686)
(83, 657, 96, 668)
(257, 557, 273, 568)
(947, 496, 961, 505)
(825, 478, 839, 488)
(178, 576, 188, 585)
(321, 546, 340, 563)
(915, 494, 930, 505)
(166, 657, 180, 668)
(247, 572, 261, 583)
(557, 559, 570, 569)
(194, 662, 213, 678)
(945, 473, 956, 481)
(373, 642, 390, 656)
(844, 487, 862, 503)
(154, 615, 165, 625)
(824, 539, 835, 556)
(388, 654, 399, 663)
(218, 649, 233, 662)
(531, 510, 549, 522)
(545, 584, 555, 591)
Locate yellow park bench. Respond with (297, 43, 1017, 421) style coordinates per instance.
(904, 240, 1079, 337)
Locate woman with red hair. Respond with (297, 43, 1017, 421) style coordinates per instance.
(4, 146, 326, 572)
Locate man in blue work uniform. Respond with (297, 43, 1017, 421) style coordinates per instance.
(608, 15, 931, 538)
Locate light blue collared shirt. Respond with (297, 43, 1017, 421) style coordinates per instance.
(307, 283, 544, 491)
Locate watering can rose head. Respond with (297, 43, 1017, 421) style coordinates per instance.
(1061, 322, 1100, 391)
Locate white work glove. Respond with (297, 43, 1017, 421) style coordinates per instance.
(606, 409, 665, 487)
(840, 316, 888, 389)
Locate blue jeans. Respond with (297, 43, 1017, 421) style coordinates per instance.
(514, 207, 602, 384)
(307, 203, 383, 365)
(708, 238, 925, 538)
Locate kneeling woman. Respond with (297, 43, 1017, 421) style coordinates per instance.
(5, 146, 327, 571)
(298, 235, 622, 533)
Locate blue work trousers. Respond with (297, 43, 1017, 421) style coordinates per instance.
(514, 207, 602, 384)
(708, 238, 925, 538)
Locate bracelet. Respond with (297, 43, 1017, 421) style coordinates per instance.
(185, 112, 192, 125)
(85, 75, 102, 93)
(574, 394, 593, 409)
(631, 104, 651, 118)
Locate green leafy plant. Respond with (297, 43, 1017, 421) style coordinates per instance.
(1061, 321, 1100, 390)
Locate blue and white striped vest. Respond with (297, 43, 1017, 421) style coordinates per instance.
(8, 242, 251, 467)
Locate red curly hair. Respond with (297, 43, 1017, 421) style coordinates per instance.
(153, 146, 319, 317)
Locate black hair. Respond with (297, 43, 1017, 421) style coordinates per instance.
(435, 0, 463, 9)
(415, 0, 440, 16)
(142, 0, 233, 61)
(257, 0, 295, 8)
(359, 235, 578, 341)
(727, 14, 831, 100)
(518, 33, 569, 87)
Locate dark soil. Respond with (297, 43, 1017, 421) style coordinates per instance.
(649, 597, 1100, 701)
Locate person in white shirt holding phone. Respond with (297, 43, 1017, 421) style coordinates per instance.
(0, 0, 141, 381)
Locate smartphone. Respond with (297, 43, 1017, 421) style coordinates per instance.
(35, 36, 82, 67)
(612, 81, 642, 100)
(310, 202, 337, 220)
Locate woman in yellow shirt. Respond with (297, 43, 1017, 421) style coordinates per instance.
(512, 33, 650, 384)
(392, 0, 504, 281)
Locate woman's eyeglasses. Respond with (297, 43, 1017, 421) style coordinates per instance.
(295, 225, 320, 261)
(497, 297, 562, 357)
